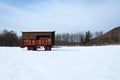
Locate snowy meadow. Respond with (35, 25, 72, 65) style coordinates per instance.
(0, 46, 120, 80)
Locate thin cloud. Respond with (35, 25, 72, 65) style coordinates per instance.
(0, 0, 120, 34)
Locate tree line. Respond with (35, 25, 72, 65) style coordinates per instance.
(55, 31, 103, 46)
(0, 29, 21, 46)
(1, 29, 119, 46)
(0, 29, 103, 46)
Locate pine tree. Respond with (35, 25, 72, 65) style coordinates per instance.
(85, 31, 91, 43)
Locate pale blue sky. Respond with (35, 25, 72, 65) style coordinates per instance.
(0, 0, 120, 35)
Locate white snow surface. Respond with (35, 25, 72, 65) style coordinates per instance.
(0, 46, 120, 80)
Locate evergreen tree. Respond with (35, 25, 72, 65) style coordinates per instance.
(85, 31, 91, 43)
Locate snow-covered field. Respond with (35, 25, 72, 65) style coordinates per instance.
(0, 46, 120, 80)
